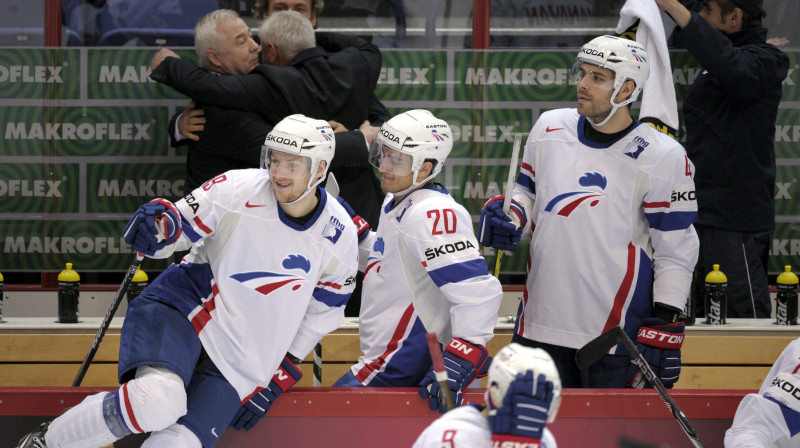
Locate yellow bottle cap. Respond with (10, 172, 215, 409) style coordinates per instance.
(0, 271, 4, 282)
(58, 263, 80, 282)
(777, 265, 799, 286)
(132, 267, 148, 282)
(705, 264, 727, 283)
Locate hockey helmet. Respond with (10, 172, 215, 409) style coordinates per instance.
(262, 114, 335, 203)
(570, 35, 650, 125)
(368, 109, 452, 195)
(485, 343, 562, 423)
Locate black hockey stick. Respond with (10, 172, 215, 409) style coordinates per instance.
(72, 252, 144, 386)
(575, 327, 705, 448)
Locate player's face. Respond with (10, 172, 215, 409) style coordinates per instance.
(267, 0, 317, 27)
(373, 147, 415, 193)
(575, 63, 615, 122)
(215, 17, 259, 75)
(268, 150, 313, 203)
(699, 1, 730, 31)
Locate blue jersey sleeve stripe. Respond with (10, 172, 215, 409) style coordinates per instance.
(428, 258, 490, 287)
(765, 396, 800, 437)
(313, 288, 350, 308)
(645, 210, 698, 231)
(181, 220, 203, 242)
(515, 172, 535, 195)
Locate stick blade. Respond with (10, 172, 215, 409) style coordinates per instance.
(575, 327, 622, 369)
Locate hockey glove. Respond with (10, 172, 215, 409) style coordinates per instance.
(626, 318, 685, 389)
(478, 195, 527, 251)
(488, 371, 553, 443)
(418, 338, 490, 413)
(122, 198, 181, 256)
(336, 197, 370, 242)
(230, 356, 302, 430)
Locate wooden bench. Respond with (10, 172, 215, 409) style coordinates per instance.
(0, 317, 795, 389)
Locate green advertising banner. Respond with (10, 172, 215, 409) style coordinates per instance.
(0, 106, 169, 157)
(0, 49, 80, 100)
(87, 49, 196, 100)
(0, 47, 798, 274)
(87, 163, 186, 213)
(0, 163, 80, 214)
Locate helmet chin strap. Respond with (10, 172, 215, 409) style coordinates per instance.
(281, 173, 326, 205)
(390, 171, 436, 199)
(587, 85, 635, 128)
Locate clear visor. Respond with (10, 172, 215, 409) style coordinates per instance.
(569, 59, 615, 91)
(368, 139, 414, 176)
(262, 146, 312, 177)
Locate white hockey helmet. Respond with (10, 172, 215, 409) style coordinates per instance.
(570, 35, 650, 126)
(484, 343, 562, 424)
(368, 109, 452, 196)
(262, 114, 335, 203)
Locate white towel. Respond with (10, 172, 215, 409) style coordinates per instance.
(616, 0, 680, 132)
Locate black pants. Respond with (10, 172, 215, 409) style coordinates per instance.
(694, 225, 772, 318)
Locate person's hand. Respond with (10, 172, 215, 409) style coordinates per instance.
(418, 338, 490, 413)
(122, 199, 182, 256)
(767, 37, 789, 47)
(478, 195, 527, 251)
(178, 101, 205, 141)
(230, 357, 302, 430)
(328, 120, 348, 133)
(626, 318, 685, 389)
(488, 371, 554, 443)
(654, 0, 691, 28)
(151, 48, 180, 71)
(358, 120, 380, 147)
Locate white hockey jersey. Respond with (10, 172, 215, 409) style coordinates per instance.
(350, 184, 503, 385)
(412, 405, 557, 448)
(512, 109, 698, 351)
(725, 336, 800, 447)
(151, 169, 358, 399)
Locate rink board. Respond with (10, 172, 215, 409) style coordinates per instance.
(0, 387, 747, 447)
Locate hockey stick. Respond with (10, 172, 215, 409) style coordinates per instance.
(73, 252, 144, 386)
(426, 333, 455, 412)
(575, 327, 705, 448)
(492, 133, 523, 277)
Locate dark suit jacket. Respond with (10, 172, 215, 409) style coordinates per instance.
(152, 32, 381, 130)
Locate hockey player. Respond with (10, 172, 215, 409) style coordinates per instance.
(478, 36, 699, 388)
(16, 115, 359, 448)
(332, 109, 504, 413)
(413, 343, 560, 448)
(725, 336, 800, 447)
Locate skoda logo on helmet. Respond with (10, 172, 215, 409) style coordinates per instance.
(380, 128, 401, 144)
(581, 48, 604, 58)
(266, 134, 298, 147)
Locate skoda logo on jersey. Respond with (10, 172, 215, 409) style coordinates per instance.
(323, 216, 346, 243)
(545, 171, 607, 217)
(623, 136, 649, 160)
(229, 254, 311, 295)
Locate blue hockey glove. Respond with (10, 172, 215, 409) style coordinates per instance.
(478, 195, 527, 251)
(488, 371, 553, 443)
(626, 318, 685, 389)
(418, 338, 490, 413)
(230, 356, 302, 430)
(336, 197, 370, 242)
(122, 198, 181, 256)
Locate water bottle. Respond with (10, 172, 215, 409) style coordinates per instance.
(58, 263, 80, 323)
(776, 265, 798, 326)
(704, 264, 727, 325)
(126, 267, 148, 304)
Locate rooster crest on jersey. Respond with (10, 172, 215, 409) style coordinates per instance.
(544, 171, 607, 217)
(230, 254, 311, 295)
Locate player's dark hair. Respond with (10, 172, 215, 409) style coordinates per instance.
(715, 0, 764, 28)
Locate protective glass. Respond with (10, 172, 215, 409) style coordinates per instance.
(368, 140, 414, 176)
(569, 60, 615, 91)
(263, 147, 312, 177)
